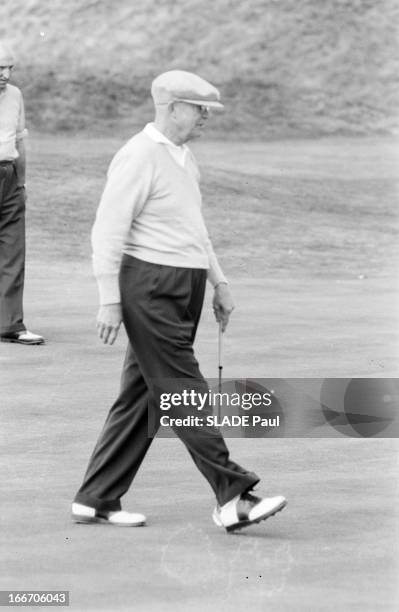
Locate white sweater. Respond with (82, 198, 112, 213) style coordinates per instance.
(92, 124, 227, 304)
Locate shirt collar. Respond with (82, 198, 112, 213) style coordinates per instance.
(144, 123, 188, 152)
(144, 123, 190, 168)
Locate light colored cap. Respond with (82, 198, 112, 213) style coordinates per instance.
(151, 70, 224, 109)
(0, 41, 15, 65)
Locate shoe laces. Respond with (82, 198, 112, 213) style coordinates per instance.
(240, 491, 262, 507)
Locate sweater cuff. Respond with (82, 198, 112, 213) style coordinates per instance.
(207, 266, 228, 288)
(16, 128, 28, 140)
(96, 273, 121, 305)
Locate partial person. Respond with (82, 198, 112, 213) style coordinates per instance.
(72, 70, 286, 531)
(0, 41, 44, 345)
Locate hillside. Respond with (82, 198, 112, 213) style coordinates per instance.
(1, 0, 398, 137)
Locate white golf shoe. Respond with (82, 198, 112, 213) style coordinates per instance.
(212, 491, 287, 532)
(1, 330, 44, 345)
(71, 503, 146, 527)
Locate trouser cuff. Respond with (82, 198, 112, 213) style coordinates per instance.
(217, 473, 260, 507)
(74, 491, 122, 512)
(0, 323, 26, 335)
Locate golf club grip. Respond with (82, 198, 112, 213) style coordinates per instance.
(218, 322, 223, 367)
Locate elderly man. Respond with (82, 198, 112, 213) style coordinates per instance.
(0, 41, 43, 345)
(72, 70, 286, 532)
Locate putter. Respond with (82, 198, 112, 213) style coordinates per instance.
(218, 321, 223, 419)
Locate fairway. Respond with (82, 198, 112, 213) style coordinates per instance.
(1, 136, 398, 611)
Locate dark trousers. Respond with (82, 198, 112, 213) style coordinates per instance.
(0, 162, 26, 335)
(75, 255, 259, 512)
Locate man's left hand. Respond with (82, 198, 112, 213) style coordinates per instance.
(212, 283, 234, 332)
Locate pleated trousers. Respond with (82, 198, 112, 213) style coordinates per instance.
(74, 255, 259, 512)
(0, 162, 26, 335)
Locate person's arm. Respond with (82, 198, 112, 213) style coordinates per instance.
(14, 139, 26, 187)
(188, 148, 235, 331)
(206, 237, 235, 332)
(92, 144, 153, 344)
(15, 93, 27, 187)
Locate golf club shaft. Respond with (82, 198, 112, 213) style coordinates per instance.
(218, 322, 223, 419)
(218, 321, 223, 388)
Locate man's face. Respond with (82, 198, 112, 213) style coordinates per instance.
(172, 102, 209, 143)
(0, 64, 13, 91)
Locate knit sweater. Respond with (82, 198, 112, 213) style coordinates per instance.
(92, 124, 227, 304)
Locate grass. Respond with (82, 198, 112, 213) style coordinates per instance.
(26, 134, 399, 281)
(1, 0, 398, 136)
(1, 134, 398, 610)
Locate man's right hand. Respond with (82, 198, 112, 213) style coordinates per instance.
(96, 303, 123, 345)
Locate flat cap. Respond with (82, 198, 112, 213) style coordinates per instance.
(151, 70, 224, 109)
(0, 41, 15, 65)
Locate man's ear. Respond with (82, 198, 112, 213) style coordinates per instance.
(169, 101, 177, 118)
